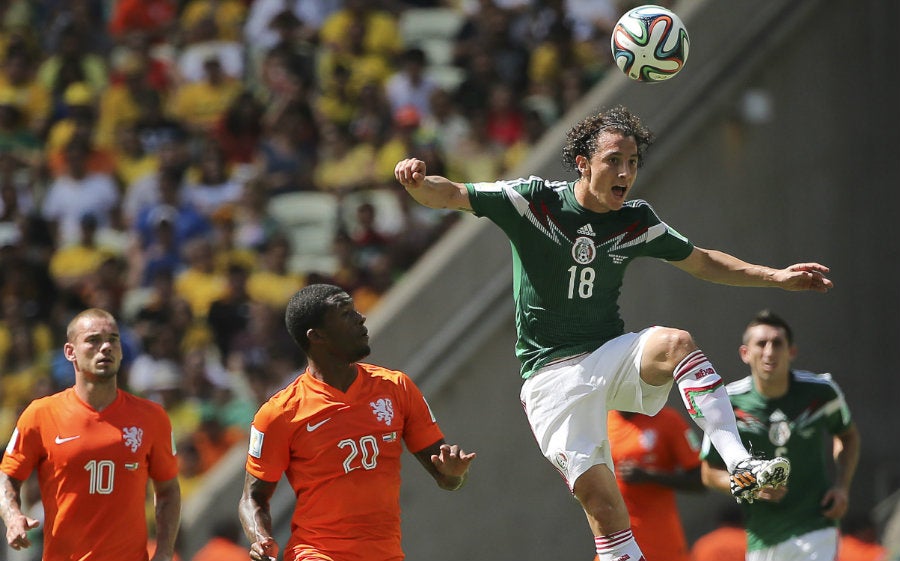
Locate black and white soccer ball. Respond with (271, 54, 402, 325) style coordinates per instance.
(611, 4, 690, 82)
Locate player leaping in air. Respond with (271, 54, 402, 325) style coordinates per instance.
(395, 105, 831, 561)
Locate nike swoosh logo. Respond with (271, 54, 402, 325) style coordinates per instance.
(306, 418, 332, 432)
(54, 435, 81, 444)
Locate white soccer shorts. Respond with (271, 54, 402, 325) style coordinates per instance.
(747, 527, 838, 561)
(520, 327, 672, 490)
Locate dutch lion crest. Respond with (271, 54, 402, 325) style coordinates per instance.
(370, 398, 395, 426)
(122, 426, 143, 452)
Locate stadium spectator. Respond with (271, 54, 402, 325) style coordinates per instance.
(385, 47, 438, 119)
(207, 262, 252, 361)
(176, 17, 245, 84)
(168, 56, 243, 135)
(0, 47, 51, 135)
(182, 140, 243, 218)
(175, 237, 227, 319)
(41, 138, 120, 246)
(108, 0, 178, 44)
(246, 232, 304, 310)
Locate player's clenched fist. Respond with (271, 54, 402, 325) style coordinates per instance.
(394, 158, 426, 189)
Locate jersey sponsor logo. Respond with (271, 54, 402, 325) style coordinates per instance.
(122, 426, 143, 452)
(370, 398, 395, 426)
(248, 426, 264, 458)
(576, 223, 596, 236)
(572, 236, 597, 264)
(54, 435, 81, 444)
(306, 418, 332, 432)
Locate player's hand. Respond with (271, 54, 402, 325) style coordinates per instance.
(249, 537, 279, 561)
(820, 486, 849, 520)
(5, 514, 39, 550)
(773, 263, 832, 292)
(394, 158, 427, 190)
(431, 443, 476, 479)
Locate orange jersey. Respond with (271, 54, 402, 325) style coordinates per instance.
(246, 363, 444, 561)
(1, 388, 178, 561)
(689, 526, 746, 561)
(608, 407, 701, 561)
(837, 534, 888, 561)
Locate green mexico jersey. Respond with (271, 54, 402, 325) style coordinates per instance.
(466, 177, 693, 379)
(700, 370, 853, 551)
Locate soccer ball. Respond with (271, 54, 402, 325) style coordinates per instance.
(611, 5, 690, 82)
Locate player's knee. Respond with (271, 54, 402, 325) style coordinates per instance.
(642, 328, 698, 384)
(656, 327, 697, 360)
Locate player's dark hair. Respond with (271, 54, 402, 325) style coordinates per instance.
(562, 105, 655, 174)
(744, 309, 794, 345)
(285, 284, 346, 351)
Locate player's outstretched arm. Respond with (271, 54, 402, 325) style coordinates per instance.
(414, 440, 476, 491)
(395, 158, 473, 213)
(671, 247, 833, 293)
(239, 473, 280, 561)
(0, 473, 39, 551)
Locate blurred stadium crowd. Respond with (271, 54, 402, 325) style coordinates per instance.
(0, 0, 635, 539)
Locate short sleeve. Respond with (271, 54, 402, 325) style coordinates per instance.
(0, 404, 41, 480)
(399, 375, 444, 454)
(147, 405, 179, 482)
(245, 401, 291, 482)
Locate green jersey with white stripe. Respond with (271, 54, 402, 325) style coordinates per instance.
(465, 177, 693, 379)
(700, 370, 853, 551)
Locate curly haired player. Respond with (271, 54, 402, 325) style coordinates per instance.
(395, 105, 831, 561)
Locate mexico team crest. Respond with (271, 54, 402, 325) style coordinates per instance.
(768, 410, 791, 446)
(572, 236, 596, 264)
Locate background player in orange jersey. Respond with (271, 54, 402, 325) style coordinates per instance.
(238, 284, 476, 561)
(602, 407, 705, 561)
(0, 308, 181, 561)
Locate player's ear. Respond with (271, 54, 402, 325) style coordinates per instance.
(738, 344, 750, 364)
(63, 342, 76, 363)
(306, 327, 324, 344)
(575, 155, 589, 175)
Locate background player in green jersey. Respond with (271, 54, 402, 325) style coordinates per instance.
(394, 105, 832, 561)
(700, 310, 860, 561)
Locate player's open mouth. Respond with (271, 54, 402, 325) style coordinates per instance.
(612, 186, 627, 196)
